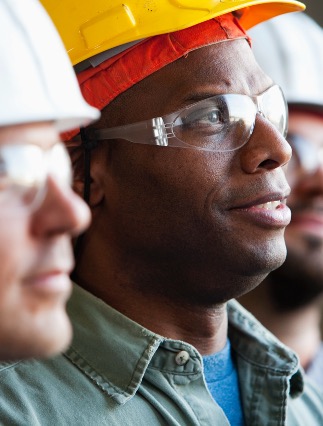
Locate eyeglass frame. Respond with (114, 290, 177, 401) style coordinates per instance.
(81, 84, 288, 153)
(0, 142, 72, 212)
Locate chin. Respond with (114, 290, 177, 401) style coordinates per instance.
(222, 241, 288, 299)
(249, 238, 287, 274)
(0, 309, 72, 361)
(225, 248, 286, 285)
(32, 313, 73, 359)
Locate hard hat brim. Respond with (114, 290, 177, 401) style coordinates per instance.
(1, 107, 100, 133)
(238, 2, 305, 30)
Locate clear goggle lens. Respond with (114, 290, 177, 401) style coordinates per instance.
(92, 85, 288, 152)
(0, 143, 72, 211)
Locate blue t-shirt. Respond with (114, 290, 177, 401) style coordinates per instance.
(203, 339, 244, 425)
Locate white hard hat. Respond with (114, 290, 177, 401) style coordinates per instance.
(0, 0, 100, 131)
(249, 12, 323, 112)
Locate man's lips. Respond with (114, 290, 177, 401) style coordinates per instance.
(229, 191, 291, 228)
(230, 191, 290, 210)
(24, 270, 73, 295)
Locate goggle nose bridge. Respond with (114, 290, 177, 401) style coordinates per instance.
(254, 95, 265, 119)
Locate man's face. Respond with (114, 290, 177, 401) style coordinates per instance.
(91, 39, 291, 304)
(269, 110, 323, 308)
(0, 122, 90, 360)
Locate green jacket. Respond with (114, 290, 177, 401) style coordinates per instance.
(0, 284, 322, 425)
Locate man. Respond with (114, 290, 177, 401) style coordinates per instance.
(0, 0, 99, 360)
(1, 1, 322, 424)
(239, 12, 323, 390)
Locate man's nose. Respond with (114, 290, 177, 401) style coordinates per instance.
(30, 175, 91, 238)
(239, 114, 292, 174)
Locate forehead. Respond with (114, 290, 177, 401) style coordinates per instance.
(107, 38, 273, 124)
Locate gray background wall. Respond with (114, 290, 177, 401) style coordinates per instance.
(302, 1, 323, 26)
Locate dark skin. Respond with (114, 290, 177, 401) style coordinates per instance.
(74, 39, 291, 355)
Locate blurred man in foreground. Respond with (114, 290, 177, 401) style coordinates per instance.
(0, 0, 99, 360)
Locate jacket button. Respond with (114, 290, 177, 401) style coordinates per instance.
(175, 350, 190, 366)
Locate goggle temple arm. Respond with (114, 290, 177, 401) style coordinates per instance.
(94, 118, 169, 146)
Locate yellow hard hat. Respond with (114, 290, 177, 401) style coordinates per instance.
(41, 0, 305, 66)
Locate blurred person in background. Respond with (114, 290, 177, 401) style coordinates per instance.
(0, 0, 99, 360)
(240, 12, 323, 390)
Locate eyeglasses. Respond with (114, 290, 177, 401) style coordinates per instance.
(0, 142, 72, 212)
(287, 133, 323, 174)
(92, 85, 288, 152)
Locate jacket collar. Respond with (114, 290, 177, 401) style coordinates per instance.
(65, 285, 304, 405)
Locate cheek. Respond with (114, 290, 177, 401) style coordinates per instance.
(106, 148, 234, 247)
(0, 218, 31, 303)
(115, 148, 230, 212)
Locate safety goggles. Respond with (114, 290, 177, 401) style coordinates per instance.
(92, 85, 288, 152)
(288, 133, 323, 174)
(0, 142, 72, 211)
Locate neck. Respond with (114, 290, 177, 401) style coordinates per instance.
(239, 280, 322, 369)
(75, 240, 229, 355)
(76, 273, 229, 356)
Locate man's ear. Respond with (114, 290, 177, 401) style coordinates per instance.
(72, 179, 85, 199)
(89, 146, 111, 207)
(72, 148, 106, 208)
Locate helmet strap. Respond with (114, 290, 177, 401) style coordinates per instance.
(80, 127, 98, 204)
(73, 128, 98, 264)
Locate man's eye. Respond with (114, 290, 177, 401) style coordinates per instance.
(183, 107, 225, 131)
(206, 110, 221, 124)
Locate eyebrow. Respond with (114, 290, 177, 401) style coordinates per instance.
(178, 88, 233, 109)
(183, 93, 220, 103)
